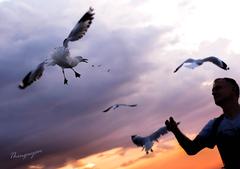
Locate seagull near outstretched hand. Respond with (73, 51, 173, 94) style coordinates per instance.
(19, 60, 47, 89)
(102, 104, 137, 113)
(131, 122, 180, 154)
(174, 56, 229, 73)
(19, 7, 94, 88)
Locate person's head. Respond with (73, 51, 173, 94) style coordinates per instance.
(212, 77, 239, 106)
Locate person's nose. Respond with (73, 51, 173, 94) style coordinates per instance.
(212, 90, 217, 96)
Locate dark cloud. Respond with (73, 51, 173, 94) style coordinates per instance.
(0, 0, 176, 168)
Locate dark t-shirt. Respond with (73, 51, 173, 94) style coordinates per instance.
(198, 113, 240, 169)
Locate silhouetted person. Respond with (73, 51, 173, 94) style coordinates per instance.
(165, 77, 240, 169)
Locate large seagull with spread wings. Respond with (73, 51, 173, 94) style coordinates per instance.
(19, 7, 94, 89)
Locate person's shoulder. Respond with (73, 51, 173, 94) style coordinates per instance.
(198, 115, 223, 137)
(207, 116, 221, 126)
(205, 118, 215, 128)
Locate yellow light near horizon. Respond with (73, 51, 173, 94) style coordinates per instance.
(56, 136, 221, 169)
(28, 165, 44, 169)
(56, 140, 176, 169)
(84, 162, 96, 168)
(58, 164, 75, 169)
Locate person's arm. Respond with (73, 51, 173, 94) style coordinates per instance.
(165, 117, 205, 155)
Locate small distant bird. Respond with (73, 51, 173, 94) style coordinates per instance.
(174, 56, 229, 73)
(19, 61, 47, 89)
(102, 104, 137, 113)
(131, 122, 180, 154)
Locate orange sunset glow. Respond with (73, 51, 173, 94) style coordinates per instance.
(57, 138, 222, 169)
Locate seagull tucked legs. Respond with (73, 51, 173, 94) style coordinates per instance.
(61, 68, 68, 85)
(71, 68, 81, 78)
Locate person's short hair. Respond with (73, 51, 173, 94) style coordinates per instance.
(214, 77, 239, 98)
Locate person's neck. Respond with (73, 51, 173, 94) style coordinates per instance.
(221, 101, 240, 118)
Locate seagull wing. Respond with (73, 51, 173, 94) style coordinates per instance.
(31, 61, 46, 80)
(63, 7, 95, 48)
(174, 58, 195, 73)
(117, 104, 137, 107)
(128, 104, 138, 107)
(149, 126, 168, 142)
(19, 61, 46, 89)
(202, 56, 229, 70)
(102, 105, 113, 112)
(19, 71, 32, 89)
(116, 104, 127, 106)
(104, 104, 137, 112)
(149, 122, 180, 142)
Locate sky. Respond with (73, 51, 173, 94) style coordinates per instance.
(0, 0, 239, 169)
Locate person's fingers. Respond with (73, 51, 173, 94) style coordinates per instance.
(170, 117, 176, 124)
(165, 120, 170, 127)
(165, 120, 171, 131)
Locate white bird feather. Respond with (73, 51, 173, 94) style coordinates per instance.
(174, 56, 229, 73)
(131, 122, 180, 154)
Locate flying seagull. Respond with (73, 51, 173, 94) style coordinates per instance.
(174, 56, 229, 73)
(19, 61, 47, 89)
(47, 7, 94, 84)
(19, 7, 94, 88)
(131, 122, 180, 154)
(47, 48, 89, 84)
(102, 104, 137, 113)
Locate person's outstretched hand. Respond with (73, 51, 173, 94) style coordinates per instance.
(165, 116, 179, 133)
